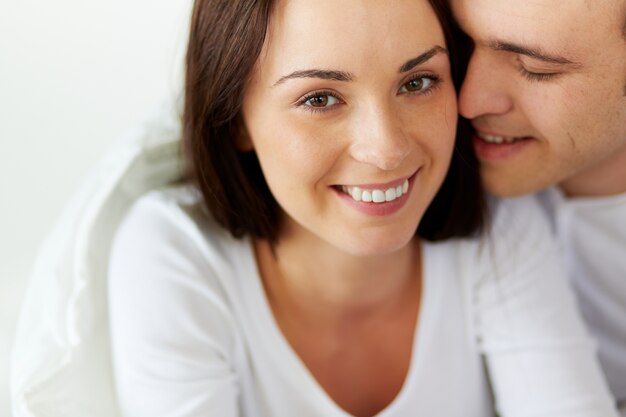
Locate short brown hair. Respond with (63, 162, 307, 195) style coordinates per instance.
(183, 0, 485, 243)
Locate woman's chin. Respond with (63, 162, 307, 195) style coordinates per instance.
(336, 230, 418, 258)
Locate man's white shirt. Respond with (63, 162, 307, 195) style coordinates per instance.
(539, 188, 626, 405)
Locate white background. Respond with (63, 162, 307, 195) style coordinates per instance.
(0, 0, 193, 414)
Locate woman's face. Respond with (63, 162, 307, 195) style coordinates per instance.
(242, 0, 456, 256)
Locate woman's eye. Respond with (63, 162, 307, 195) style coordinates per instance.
(304, 94, 339, 108)
(399, 76, 435, 94)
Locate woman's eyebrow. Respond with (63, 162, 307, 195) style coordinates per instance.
(399, 46, 448, 73)
(272, 45, 448, 87)
(273, 69, 354, 87)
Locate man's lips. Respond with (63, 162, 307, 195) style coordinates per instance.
(474, 130, 532, 144)
(472, 131, 535, 161)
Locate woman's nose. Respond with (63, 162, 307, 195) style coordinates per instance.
(349, 106, 410, 171)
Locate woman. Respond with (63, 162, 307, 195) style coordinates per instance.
(108, 0, 617, 416)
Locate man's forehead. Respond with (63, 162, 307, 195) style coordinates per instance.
(453, 0, 619, 30)
(457, 0, 576, 21)
(452, 0, 621, 52)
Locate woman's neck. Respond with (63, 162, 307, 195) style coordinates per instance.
(254, 229, 421, 321)
(254, 227, 423, 417)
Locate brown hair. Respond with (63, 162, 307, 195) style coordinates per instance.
(622, 2, 626, 40)
(183, 0, 485, 243)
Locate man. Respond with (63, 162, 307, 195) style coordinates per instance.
(450, 0, 626, 409)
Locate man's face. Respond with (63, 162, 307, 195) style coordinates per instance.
(452, 0, 626, 197)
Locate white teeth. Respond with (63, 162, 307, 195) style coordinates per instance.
(341, 178, 410, 203)
(372, 190, 385, 203)
(362, 190, 373, 202)
(478, 132, 525, 144)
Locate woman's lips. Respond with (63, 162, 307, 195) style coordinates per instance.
(333, 171, 418, 217)
(339, 178, 410, 203)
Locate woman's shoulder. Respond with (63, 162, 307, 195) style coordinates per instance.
(108, 185, 251, 399)
(121, 183, 215, 235)
(462, 194, 565, 292)
(485, 194, 556, 262)
(118, 184, 244, 260)
(434, 195, 553, 255)
(430, 195, 559, 284)
(489, 194, 552, 235)
(109, 183, 253, 305)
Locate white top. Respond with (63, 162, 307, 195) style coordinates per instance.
(540, 188, 626, 404)
(108, 185, 617, 417)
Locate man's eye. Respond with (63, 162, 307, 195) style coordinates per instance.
(303, 94, 339, 108)
(516, 65, 560, 82)
(398, 76, 438, 94)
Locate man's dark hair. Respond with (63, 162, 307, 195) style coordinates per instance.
(183, 0, 486, 243)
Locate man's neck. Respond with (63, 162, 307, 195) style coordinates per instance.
(560, 140, 626, 198)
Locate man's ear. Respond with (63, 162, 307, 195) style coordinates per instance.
(235, 123, 254, 151)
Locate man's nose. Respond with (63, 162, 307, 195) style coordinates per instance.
(458, 50, 513, 120)
(349, 105, 411, 171)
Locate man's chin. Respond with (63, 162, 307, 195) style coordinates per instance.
(481, 171, 553, 198)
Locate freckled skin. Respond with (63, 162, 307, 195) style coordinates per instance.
(242, 0, 457, 256)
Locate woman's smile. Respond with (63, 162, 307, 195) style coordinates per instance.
(241, 0, 456, 255)
(332, 171, 418, 217)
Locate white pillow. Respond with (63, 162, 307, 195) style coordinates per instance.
(11, 103, 184, 417)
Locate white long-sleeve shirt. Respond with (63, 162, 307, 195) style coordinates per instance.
(540, 188, 626, 406)
(108, 186, 617, 417)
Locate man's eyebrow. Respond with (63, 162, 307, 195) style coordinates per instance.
(399, 46, 448, 73)
(273, 69, 354, 87)
(488, 40, 581, 66)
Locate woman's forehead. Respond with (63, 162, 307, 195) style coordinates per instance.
(259, 0, 445, 77)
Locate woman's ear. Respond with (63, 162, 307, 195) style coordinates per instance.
(235, 122, 254, 151)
